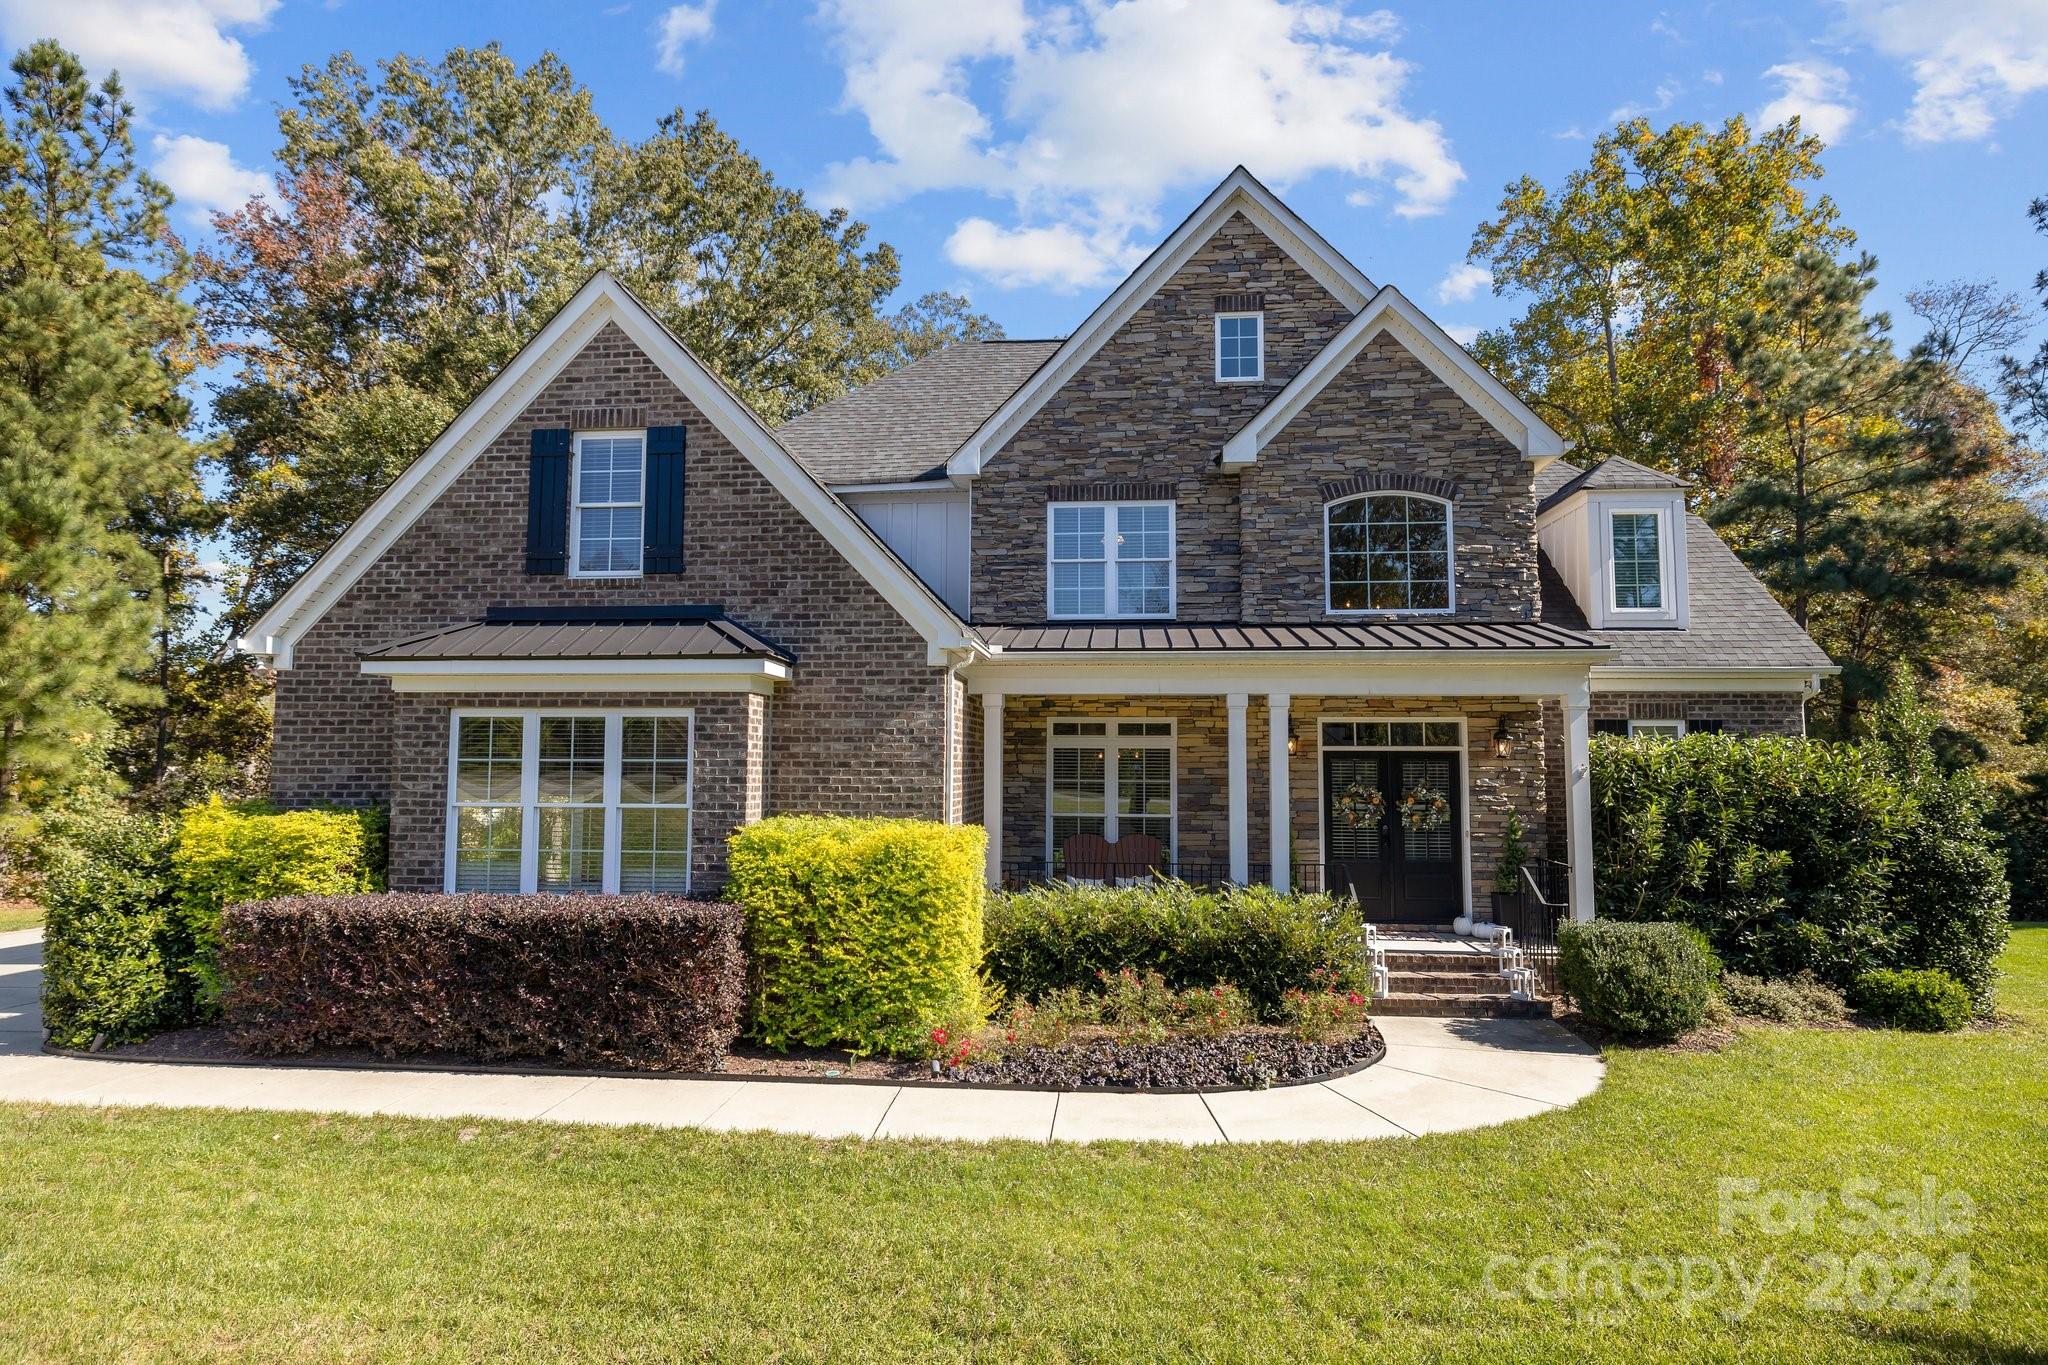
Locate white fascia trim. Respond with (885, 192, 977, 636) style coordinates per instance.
(1589, 666, 1837, 694)
(363, 656, 792, 695)
(241, 273, 972, 668)
(1221, 285, 1569, 466)
(946, 167, 1373, 483)
(830, 479, 957, 495)
(964, 654, 1603, 698)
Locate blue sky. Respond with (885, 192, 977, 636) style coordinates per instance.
(7, 0, 2047, 355)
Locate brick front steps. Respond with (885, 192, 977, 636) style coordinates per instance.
(1375, 946, 1555, 1019)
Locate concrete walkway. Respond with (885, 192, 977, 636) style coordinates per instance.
(0, 930, 1602, 1144)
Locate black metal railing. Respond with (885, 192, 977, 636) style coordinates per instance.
(999, 859, 1334, 894)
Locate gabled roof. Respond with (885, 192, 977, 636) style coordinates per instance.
(238, 273, 974, 667)
(946, 166, 1376, 482)
(1220, 285, 1569, 465)
(779, 339, 1060, 485)
(1536, 455, 1689, 512)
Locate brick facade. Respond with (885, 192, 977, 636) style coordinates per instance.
(271, 321, 949, 891)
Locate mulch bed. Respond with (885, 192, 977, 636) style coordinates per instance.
(98, 1022, 1386, 1092)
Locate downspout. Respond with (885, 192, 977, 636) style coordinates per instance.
(942, 654, 959, 824)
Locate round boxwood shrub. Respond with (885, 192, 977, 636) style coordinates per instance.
(1851, 968, 1971, 1032)
(1558, 920, 1719, 1041)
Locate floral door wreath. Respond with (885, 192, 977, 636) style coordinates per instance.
(1398, 785, 1451, 832)
(1334, 781, 1385, 829)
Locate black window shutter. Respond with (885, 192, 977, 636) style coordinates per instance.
(644, 425, 686, 574)
(1592, 718, 1630, 737)
(526, 428, 572, 575)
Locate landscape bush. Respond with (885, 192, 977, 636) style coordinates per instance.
(1719, 971, 1850, 1025)
(1850, 967, 1972, 1033)
(983, 880, 1369, 1019)
(37, 797, 185, 1048)
(727, 815, 985, 1056)
(1558, 920, 1720, 1041)
(1590, 684, 2007, 1005)
(222, 894, 746, 1069)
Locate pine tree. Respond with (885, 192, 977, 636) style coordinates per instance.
(0, 42, 204, 838)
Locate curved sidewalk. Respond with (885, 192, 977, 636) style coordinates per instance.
(0, 929, 1602, 1144)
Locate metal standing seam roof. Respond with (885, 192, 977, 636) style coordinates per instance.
(974, 620, 1606, 653)
(363, 612, 793, 664)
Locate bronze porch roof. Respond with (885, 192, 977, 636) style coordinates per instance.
(363, 606, 793, 664)
(973, 620, 1606, 653)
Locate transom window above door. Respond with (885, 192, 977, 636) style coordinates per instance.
(1325, 493, 1454, 614)
(572, 432, 645, 577)
(1048, 502, 1175, 618)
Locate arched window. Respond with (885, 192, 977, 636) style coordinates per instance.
(1325, 494, 1454, 613)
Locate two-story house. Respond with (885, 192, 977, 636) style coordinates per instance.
(240, 168, 1832, 926)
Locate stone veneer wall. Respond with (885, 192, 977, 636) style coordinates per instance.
(1538, 690, 1810, 861)
(970, 213, 1351, 622)
(272, 320, 950, 880)
(1239, 334, 1539, 621)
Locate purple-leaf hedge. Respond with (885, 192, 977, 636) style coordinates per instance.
(221, 894, 746, 1071)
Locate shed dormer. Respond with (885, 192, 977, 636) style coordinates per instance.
(1535, 456, 1691, 630)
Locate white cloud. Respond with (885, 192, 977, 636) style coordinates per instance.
(944, 218, 1144, 291)
(1443, 323, 1480, 346)
(817, 0, 1464, 290)
(1610, 78, 1682, 122)
(151, 133, 270, 217)
(655, 1, 716, 76)
(1435, 262, 1490, 304)
(1838, 0, 2048, 141)
(1758, 59, 1857, 142)
(0, 0, 277, 110)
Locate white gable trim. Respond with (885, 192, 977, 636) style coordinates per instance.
(1220, 286, 1570, 465)
(239, 273, 971, 667)
(946, 167, 1375, 483)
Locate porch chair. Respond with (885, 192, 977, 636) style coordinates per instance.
(1059, 832, 1165, 885)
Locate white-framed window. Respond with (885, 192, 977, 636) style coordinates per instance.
(1215, 312, 1263, 382)
(1324, 493, 1455, 614)
(1627, 718, 1685, 739)
(1047, 501, 1175, 618)
(1609, 507, 1668, 612)
(1047, 719, 1176, 867)
(571, 431, 646, 577)
(446, 710, 692, 894)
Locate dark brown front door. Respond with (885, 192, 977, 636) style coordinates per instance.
(1323, 749, 1463, 925)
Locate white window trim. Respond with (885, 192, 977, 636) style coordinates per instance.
(1045, 501, 1177, 620)
(1214, 311, 1264, 383)
(1322, 492, 1457, 617)
(1313, 713, 1471, 924)
(568, 429, 647, 580)
(1627, 718, 1686, 739)
(443, 708, 694, 894)
(1045, 717, 1178, 868)
(1605, 505, 1675, 617)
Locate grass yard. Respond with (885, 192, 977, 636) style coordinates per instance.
(1, 933, 2043, 1363)
(0, 899, 41, 932)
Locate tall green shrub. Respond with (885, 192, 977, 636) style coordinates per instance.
(727, 816, 985, 1056)
(38, 796, 184, 1047)
(171, 799, 386, 1008)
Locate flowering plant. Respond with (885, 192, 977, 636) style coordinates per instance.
(1334, 781, 1385, 830)
(1398, 784, 1450, 832)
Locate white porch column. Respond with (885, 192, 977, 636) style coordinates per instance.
(1563, 683, 1596, 921)
(1267, 693, 1291, 892)
(982, 692, 1004, 886)
(1226, 693, 1249, 884)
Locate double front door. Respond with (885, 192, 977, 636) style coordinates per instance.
(1323, 748, 1462, 924)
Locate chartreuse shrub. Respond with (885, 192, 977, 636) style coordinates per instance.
(171, 799, 386, 1009)
(1591, 678, 2009, 1007)
(38, 796, 184, 1048)
(983, 880, 1369, 1020)
(1557, 920, 1719, 1041)
(1851, 967, 1972, 1032)
(727, 816, 985, 1056)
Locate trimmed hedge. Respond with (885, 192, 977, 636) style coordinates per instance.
(38, 798, 186, 1048)
(727, 816, 985, 1056)
(222, 894, 745, 1070)
(1558, 920, 1719, 1041)
(1851, 967, 1971, 1033)
(983, 881, 1370, 1020)
(1592, 728, 2007, 1004)
(174, 799, 386, 1008)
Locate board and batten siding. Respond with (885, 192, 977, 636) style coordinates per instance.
(840, 486, 970, 615)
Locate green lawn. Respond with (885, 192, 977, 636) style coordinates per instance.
(0, 900, 41, 932)
(2, 935, 2044, 1363)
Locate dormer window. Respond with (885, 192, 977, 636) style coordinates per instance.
(1609, 508, 1670, 613)
(1215, 312, 1263, 382)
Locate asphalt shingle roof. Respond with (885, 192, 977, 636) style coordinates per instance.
(1535, 454, 1689, 511)
(776, 339, 1062, 485)
(364, 607, 792, 663)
